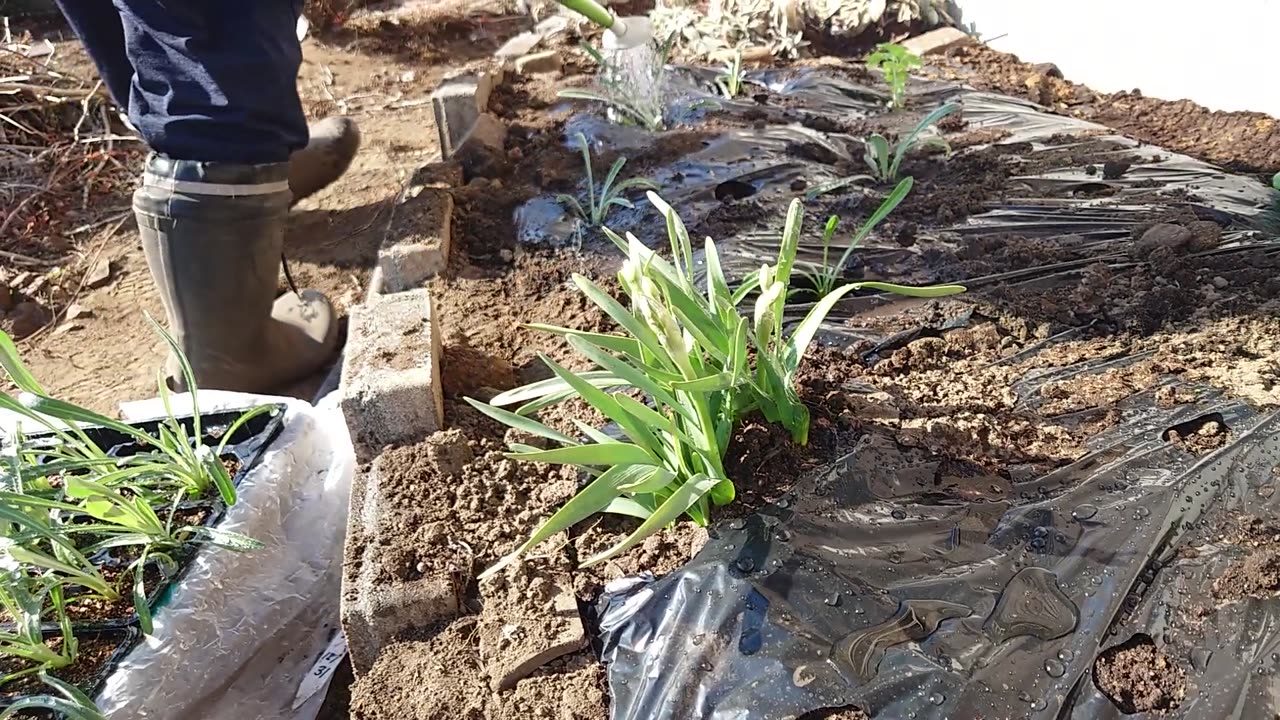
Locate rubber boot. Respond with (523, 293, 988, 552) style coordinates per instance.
(134, 155, 339, 394)
(288, 116, 361, 205)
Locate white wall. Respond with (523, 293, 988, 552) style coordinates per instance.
(954, 0, 1280, 117)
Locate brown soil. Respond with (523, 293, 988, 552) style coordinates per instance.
(1212, 517, 1280, 601)
(349, 619, 607, 720)
(930, 45, 1280, 176)
(1094, 634, 1187, 714)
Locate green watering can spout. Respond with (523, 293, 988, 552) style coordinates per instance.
(554, 0, 653, 49)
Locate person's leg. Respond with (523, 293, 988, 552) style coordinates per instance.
(115, 0, 347, 392)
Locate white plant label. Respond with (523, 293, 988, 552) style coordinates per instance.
(292, 630, 348, 710)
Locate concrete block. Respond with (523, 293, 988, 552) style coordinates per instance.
(901, 27, 975, 56)
(342, 458, 463, 675)
(514, 50, 562, 76)
(378, 185, 453, 293)
(431, 69, 501, 159)
(496, 31, 542, 60)
(339, 288, 443, 463)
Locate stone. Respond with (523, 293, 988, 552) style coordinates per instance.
(495, 31, 542, 60)
(83, 257, 113, 289)
(514, 50, 562, 76)
(52, 321, 82, 336)
(901, 27, 975, 56)
(533, 14, 570, 38)
(378, 186, 453, 293)
(431, 69, 501, 159)
(65, 303, 92, 320)
(1136, 223, 1192, 256)
(5, 301, 48, 339)
(339, 288, 444, 463)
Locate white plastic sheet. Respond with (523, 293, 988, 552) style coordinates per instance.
(74, 390, 356, 720)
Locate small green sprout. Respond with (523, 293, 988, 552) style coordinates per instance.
(714, 48, 746, 99)
(1273, 172, 1279, 191)
(794, 177, 965, 302)
(807, 103, 958, 196)
(556, 132, 659, 228)
(867, 42, 922, 110)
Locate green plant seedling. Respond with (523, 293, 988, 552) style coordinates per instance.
(867, 42, 922, 110)
(0, 671, 106, 720)
(1273, 172, 1279, 191)
(714, 48, 746, 99)
(0, 317, 278, 505)
(806, 103, 959, 197)
(467, 187, 964, 574)
(795, 177, 966, 305)
(556, 132, 659, 228)
(0, 572, 77, 682)
(749, 190, 965, 443)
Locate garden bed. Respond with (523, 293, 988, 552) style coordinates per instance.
(348, 38, 1280, 720)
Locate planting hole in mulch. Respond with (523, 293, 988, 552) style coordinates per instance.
(349, 34, 1280, 720)
(1094, 634, 1188, 714)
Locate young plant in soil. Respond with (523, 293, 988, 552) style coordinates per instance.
(806, 103, 959, 197)
(0, 319, 268, 713)
(468, 191, 964, 574)
(714, 48, 746, 100)
(556, 132, 659, 228)
(867, 42, 922, 110)
(797, 177, 966, 303)
(560, 41, 671, 131)
(0, 671, 105, 720)
(0, 571, 77, 681)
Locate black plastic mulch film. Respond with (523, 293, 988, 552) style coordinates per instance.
(519, 65, 1280, 719)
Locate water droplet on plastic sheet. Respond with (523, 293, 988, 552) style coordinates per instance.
(776, 529, 793, 542)
(825, 593, 841, 607)
(1058, 649, 1075, 662)
(1044, 659, 1066, 677)
(928, 692, 945, 705)
(1072, 504, 1098, 521)
(726, 518, 745, 530)
(891, 508, 908, 520)
(735, 557, 755, 573)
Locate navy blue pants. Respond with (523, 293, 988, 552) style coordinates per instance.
(54, 0, 308, 163)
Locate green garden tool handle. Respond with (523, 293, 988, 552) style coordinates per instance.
(556, 0, 616, 31)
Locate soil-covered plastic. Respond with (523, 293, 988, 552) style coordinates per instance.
(582, 66, 1280, 719)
